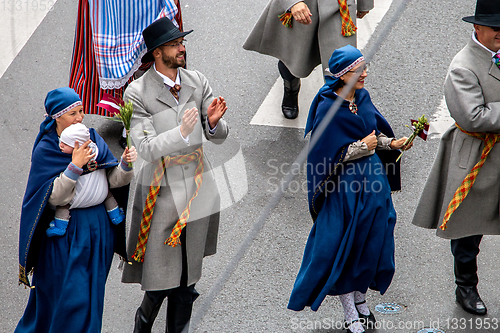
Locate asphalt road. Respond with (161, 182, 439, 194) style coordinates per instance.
(2, 0, 500, 332)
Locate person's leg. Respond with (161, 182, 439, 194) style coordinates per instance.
(339, 292, 365, 333)
(133, 290, 169, 333)
(451, 235, 486, 315)
(46, 205, 70, 237)
(278, 60, 300, 119)
(104, 192, 125, 225)
(353, 291, 375, 329)
(165, 284, 199, 333)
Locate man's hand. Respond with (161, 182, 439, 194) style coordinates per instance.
(207, 97, 227, 129)
(180, 107, 198, 138)
(72, 140, 95, 168)
(361, 130, 377, 150)
(291, 2, 312, 25)
(357, 11, 369, 19)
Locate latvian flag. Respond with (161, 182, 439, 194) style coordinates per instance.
(411, 119, 430, 141)
(96, 93, 124, 116)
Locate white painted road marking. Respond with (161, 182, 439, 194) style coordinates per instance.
(428, 97, 454, 139)
(0, 0, 57, 78)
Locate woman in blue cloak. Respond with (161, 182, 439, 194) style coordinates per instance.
(16, 87, 137, 332)
(287, 46, 412, 333)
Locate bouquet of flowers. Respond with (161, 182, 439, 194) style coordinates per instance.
(96, 93, 133, 167)
(396, 114, 430, 162)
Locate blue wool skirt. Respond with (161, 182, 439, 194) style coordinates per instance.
(15, 204, 116, 333)
(288, 155, 397, 311)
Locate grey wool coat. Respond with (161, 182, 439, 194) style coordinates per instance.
(412, 37, 500, 239)
(243, 0, 374, 78)
(121, 67, 229, 290)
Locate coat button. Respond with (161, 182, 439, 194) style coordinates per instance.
(184, 166, 189, 170)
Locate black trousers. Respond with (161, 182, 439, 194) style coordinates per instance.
(278, 60, 298, 81)
(146, 284, 199, 333)
(451, 235, 482, 263)
(145, 229, 199, 333)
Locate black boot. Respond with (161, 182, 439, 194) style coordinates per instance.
(282, 77, 300, 119)
(133, 293, 163, 333)
(454, 259, 487, 315)
(165, 286, 199, 333)
(166, 301, 194, 333)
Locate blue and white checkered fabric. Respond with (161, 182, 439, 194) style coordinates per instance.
(89, 0, 178, 89)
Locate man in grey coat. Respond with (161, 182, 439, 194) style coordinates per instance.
(243, 0, 373, 119)
(412, 0, 500, 316)
(121, 18, 229, 332)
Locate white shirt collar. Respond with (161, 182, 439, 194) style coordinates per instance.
(154, 63, 180, 88)
(472, 31, 500, 58)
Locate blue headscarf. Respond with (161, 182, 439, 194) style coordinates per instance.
(305, 45, 365, 136)
(33, 87, 82, 152)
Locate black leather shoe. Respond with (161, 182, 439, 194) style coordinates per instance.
(282, 78, 300, 119)
(355, 301, 376, 329)
(344, 319, 365, 333)
(456, 285, 487, 315)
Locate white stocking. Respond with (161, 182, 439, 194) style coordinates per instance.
(339, 293, 365, 333)
(353, 291, 370, 316)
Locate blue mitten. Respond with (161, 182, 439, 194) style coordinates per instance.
(46, 218, 69, 237)
(108, 207, 125, 225)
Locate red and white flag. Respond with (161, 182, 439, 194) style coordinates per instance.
(96, 93, 124, 116)
(411, 119, 430, 141)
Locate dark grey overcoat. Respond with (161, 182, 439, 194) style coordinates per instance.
(121, 67, 229, 290)
(412, 37, 500, 239)
(243, 0, 373, 78)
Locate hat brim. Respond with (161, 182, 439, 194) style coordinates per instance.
(462, 15, 500, 28)
(141, 29, 193, 63)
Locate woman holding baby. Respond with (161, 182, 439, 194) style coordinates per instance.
(16, 87, 137, 332)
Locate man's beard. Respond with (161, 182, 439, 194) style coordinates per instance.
(161, 51, 185, 68)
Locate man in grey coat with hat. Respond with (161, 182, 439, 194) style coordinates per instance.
(412, 0, 500, 316)
(121, 17, 229, 332)
(243, 0, 373, 119)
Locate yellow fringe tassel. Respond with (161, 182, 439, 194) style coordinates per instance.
(341, 21, 357, 37)
(165, 236, 181, 248)
(278, 12, 293, 28)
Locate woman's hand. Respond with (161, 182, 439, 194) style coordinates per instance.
(361, 130, 377, 150)
(390, 137, 413, 150)
(122, 146, 137, 163)
(72, 140, 95, 168)
(291, 2, 312, 25)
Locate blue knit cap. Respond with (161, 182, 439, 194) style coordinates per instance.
(33, 87, 82, 152)
(324, 45, 365, 88)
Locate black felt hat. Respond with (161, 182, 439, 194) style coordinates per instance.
(462, 0, 500, 27)
(141, 17, 192, 63)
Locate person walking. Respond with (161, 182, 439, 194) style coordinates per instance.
(412, 0, 500, 316)
(288, 45, 411, 333)
(121, 18, 229, 333)
(16, 87, 137, 332)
